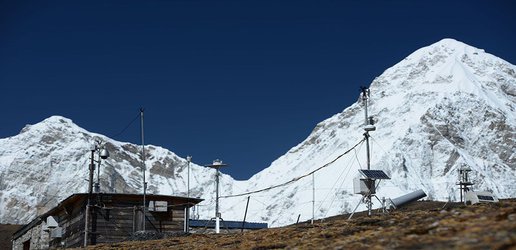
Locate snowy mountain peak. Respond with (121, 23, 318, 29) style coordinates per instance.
(42, 115, 74, 124)
(19, 115, 84, 135)
(371, 38, 515, 121)
(429, 38, 479, 53)
(406, 38, 484, 62)
(434, 38, 467, 47)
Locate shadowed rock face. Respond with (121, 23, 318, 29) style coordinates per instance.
(150, 157, 179, 178)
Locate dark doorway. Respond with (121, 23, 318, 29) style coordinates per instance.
(23, 239, 30, 250)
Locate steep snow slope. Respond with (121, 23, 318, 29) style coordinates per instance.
(0, 38, 514, 227)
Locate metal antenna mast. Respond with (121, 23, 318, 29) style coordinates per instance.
(361, 86, 372, 171)
(84, 141, 109, 247)
(362, 87, 373, 215)
(185, 155, 192, 233)
(311, 173, 315, 224)
(140, 108, 147, 232)
(349, 87, 390, 219)
(457, 166, 473, 203)
(187, 156, 192, 198)
(206, 159, 228, 234)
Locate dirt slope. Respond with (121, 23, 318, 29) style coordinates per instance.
(87, 200, 516, 250)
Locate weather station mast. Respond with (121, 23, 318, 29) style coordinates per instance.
(349, 87, 390, 219)
(84, 141, 110, 247)
(205, 159, 228, 234)
(140, 108, 147, 232)
(184, 155, 192, 233)
(362, 87, 373, 171)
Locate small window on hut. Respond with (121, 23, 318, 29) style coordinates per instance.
(149, 201, 168, 212)
(477, 195, 494, 201)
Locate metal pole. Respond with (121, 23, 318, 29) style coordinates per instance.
(366, 140, 372, 215)
(365, 133, 371, 170)
(186, 156, 191, 232)
(187, 156, 191, 198)
(215, 168, 219, 218)
(363, 88, 371, 171)
(362, 87, 369, 126)
(460, 172, 463, 203)
(367, 195, 372, 216)
(206, 160, 227, 234)
(140, 108, 146, 232)
(362, 87, 372, 216)
(84, 149, 95, 247)
(183, 207, 187, 232)
(241, 196, 250, 233)
(91, 199, 97, 245)
(311, 173, 315, 224)
(215, 167, 220, 233)
(91, 149, 100, 245)
(185, 205, 190, 233)
(95, 155, 100, 193)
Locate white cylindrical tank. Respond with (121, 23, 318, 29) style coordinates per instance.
(389, 189, 427, 209)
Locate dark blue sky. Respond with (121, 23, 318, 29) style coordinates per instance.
(1, 0, 515, 180)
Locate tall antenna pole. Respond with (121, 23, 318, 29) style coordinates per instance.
(83, 143, 109, 246)
(84, 149, 95, 247)
(187, 156, 192, 198)
(361, 87, 372, 170)
(361, 87, 375, 216)
(311, 173, 315, 224)
(185, 155, 192, 233)
(95, 153, 101, 193)
(206, 160, 228, 234)
(349, 89, 385, 220)
(363, 88, 369, 126)
(215, 167, 220, 219)
(140, 108, 146, 232)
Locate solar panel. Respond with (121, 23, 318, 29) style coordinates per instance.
(359, 169, 390, 179)
(477, 195, 495, 201)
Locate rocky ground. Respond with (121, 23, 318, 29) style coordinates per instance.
(84, 199, 515, 249)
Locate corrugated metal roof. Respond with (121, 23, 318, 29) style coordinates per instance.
(189, 219, 267, 229)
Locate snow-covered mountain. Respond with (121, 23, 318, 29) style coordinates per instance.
(0, 38, 514, 227)
(231, 38, 516, 226)
(0, 116, 245, 225)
